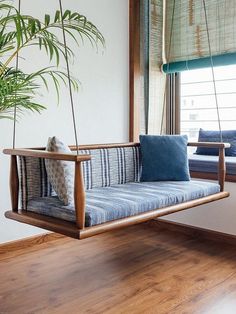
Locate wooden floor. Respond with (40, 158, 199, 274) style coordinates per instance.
(1, 223, 236, 314)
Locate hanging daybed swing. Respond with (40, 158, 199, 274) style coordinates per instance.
(3, 0, 230, 239)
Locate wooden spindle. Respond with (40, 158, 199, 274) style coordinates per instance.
(218, 147, 226, 192)
(10, 155, 19, 212)
(74, 161, 86, 229)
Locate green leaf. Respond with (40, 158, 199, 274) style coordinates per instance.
(54, 10, 60, 23)
(45, 14, 50, 26)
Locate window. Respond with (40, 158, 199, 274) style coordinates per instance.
(180, 65, 236, 142)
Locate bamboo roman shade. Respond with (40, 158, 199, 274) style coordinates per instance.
(163, 0, 236, 73)
(148, 0, 166, 134)
(140, 0, 165, 135)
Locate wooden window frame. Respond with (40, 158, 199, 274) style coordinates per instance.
(129, 3, 236, 183)
(129, 0, 141, 142)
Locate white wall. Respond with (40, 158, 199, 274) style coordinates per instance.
(163, 181, 236, 236)
(0, 0, 129, 243)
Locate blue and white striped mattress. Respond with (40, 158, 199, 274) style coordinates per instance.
(189, 154, 236, 175)
(27, 180, 220, 227)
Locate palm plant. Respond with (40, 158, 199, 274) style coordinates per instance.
(0, 0, 105, 119)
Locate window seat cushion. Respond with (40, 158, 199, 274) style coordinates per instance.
(27, 180, 220, 227)
(189, 154, 236, 175)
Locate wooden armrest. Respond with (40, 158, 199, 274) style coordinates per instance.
(3, 148, 91, 162)
(187, 142, 229, 192)
(4, 147, 90, 229)
(188, 142, 230, 149)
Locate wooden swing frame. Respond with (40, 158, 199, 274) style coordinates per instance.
(4, 141, 230, 240)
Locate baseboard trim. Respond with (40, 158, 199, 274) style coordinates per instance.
(0, 233, 65, 256)
(150, 220, 236, 246)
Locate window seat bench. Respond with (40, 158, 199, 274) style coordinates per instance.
(189, 154, 236, 182)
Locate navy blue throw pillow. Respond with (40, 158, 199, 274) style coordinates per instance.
(196, 129, 236, 156)
(140, 135, 190, 182)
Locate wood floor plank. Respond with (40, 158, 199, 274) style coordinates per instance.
(1, 223, 236, 314)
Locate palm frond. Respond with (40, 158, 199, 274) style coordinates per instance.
(1, 8, 105, 70)
(0, 65, 80, 118)
(0, 1, 105, 119)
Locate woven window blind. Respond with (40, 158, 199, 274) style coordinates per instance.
(148, 0, 166, 134)
(163, 0, 236, 73)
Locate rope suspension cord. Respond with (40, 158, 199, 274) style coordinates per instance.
(58, 0, 79, 155)
(160, 0, 176, 135)
(12, 0, 21, 149)
(202, 0, 223, 142)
